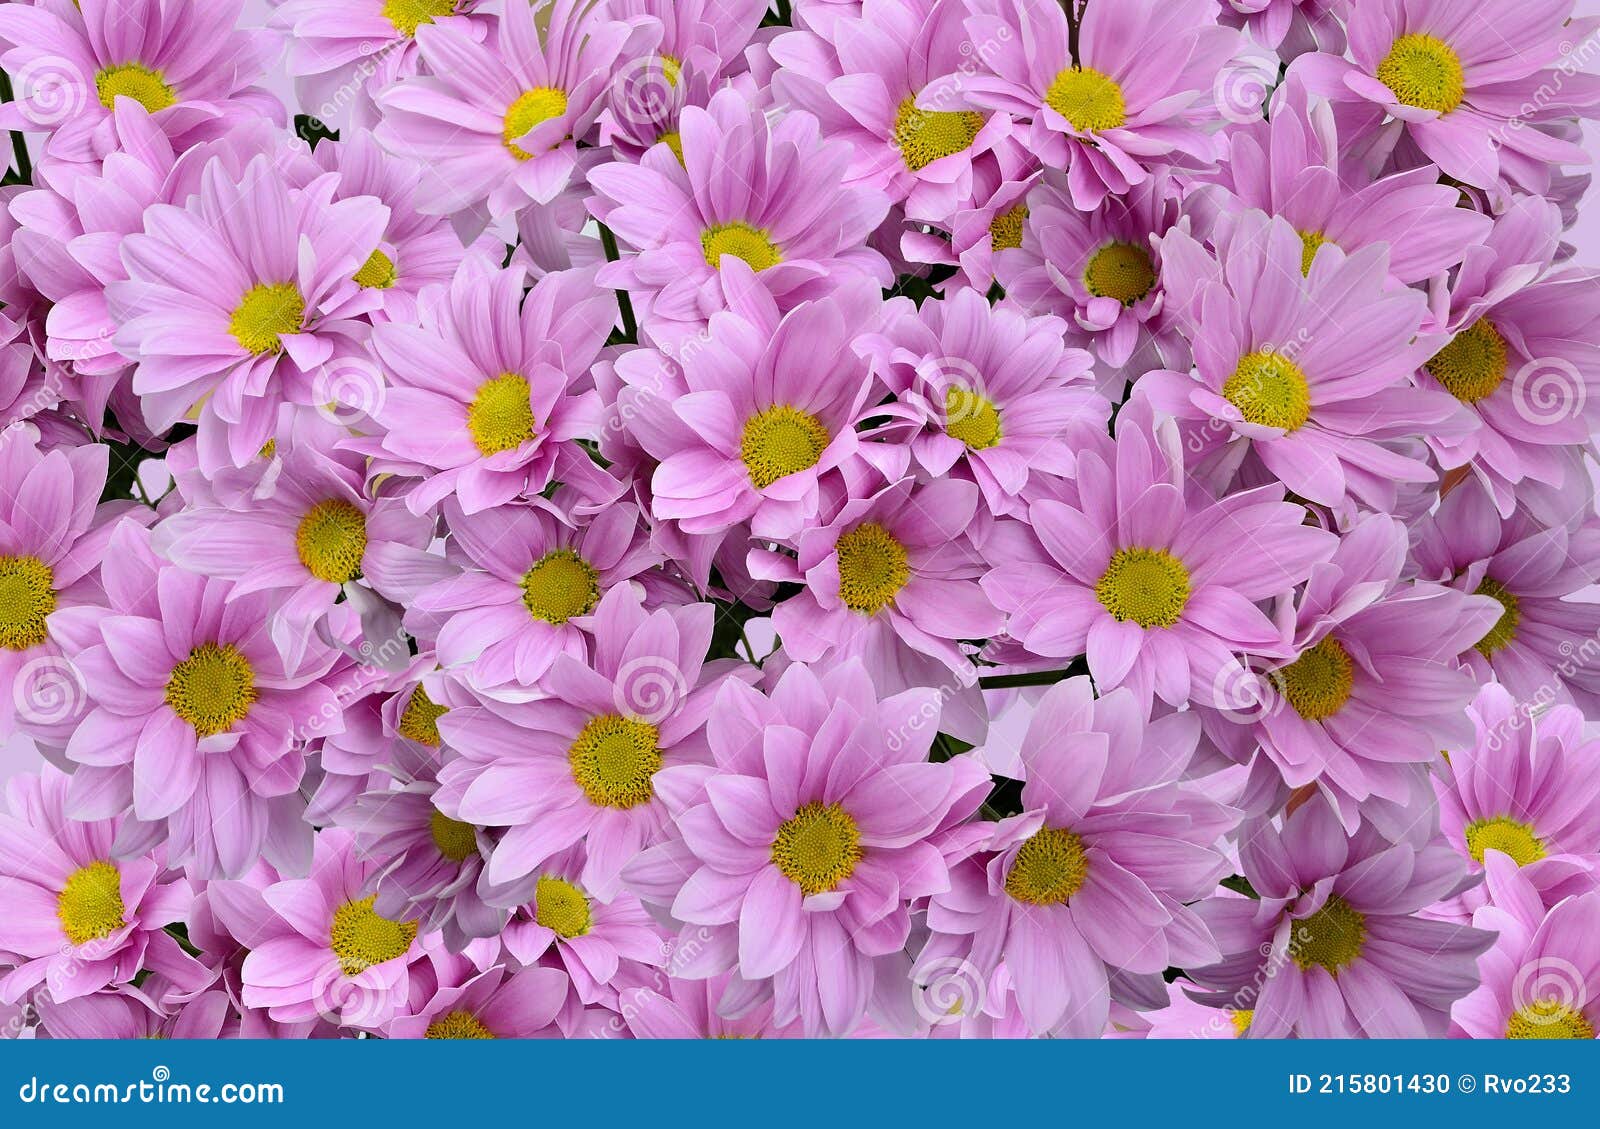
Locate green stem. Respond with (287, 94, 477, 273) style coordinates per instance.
(0, 70, 31, 185)
(597, 223, 637, 343)
(976, 663, 1086, 690)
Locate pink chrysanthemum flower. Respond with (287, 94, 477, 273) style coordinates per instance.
(923, 678, 1234, 1036)
(1219, 0, 1344, 57)
(366, 261, 613, 514)
(106, 156, 388, 469)
(1204, 514, 1499, 822)
(376, 0, 655, 216)
(1294, 0, 1600, 190)
(239, 828, 425, 1030)
(1189, 795, 1492, 1037)
(766, 476, 1002, 695)
(0, 766, 203, 1006)
(981, 405, 1336, 709)
(269, 1, 487, 131)
(1452, 853, 1600, 1040)
(0, 0, 281, 170)
(915, 138, 1040, 291)
(405, 497, 662, 696)
(1192, 79, 1492, 286)
(626, 660, 988, 1037)
(0, 428, 129, 743)
(385, 962, 571, 1040)
(61, 522, 354, 879)
(153, 431, 434, 669)
(588, 88, 892, 331)
(1139, 211, 1456, 510)
(770, 0, 1011, 219)
(858, 286, 1105, 514)
(1434, 685, 1600, 915)
(1412, 476, 1600, 715)
(618, 278, 878, 540)
(1418, 199, 1600, 512)
(311, 133, 466, 325)
(1140, 978, 1250, 1039)
(500, 847, 668, 1007)
(936, 0, 1237, 210)
(436, 586, 731, 897)
(997, 173, 1185, 373)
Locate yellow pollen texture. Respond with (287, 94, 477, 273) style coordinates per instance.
(295, 498, 367, 583)
(534, 875, 592, 938)
(771, 802, 862, 895)
(94, 63, 176, 113)
(1290, 895, 1367, 974)
(504, 87, 569, 159)
(165, 642, 257, 737)
(466, 373, 536, 456)
(1044, 67, 1126, 131)
(397, 683, 448, 746)
(945, 386, 1003, 450)
(1004, 827, 1089, 906)
(1375, 34, 1465, 114)
(328, 894, 418, 976)
(835, 522, 910, 615)
(520, 549, 600, 625)
(429, 810, 478, 863)
(568, 713, 662, 809)
(1223, 350, 1312, 431)
(989, 203, 1028, 252)
(1274, 636, 1355, 722)
(354, 249, 397, 289)
(1464, 816, 1546, 867)
(426, 1008, 496, 1039)
(383, 0, 454, 37)
(57, 860, 126, 946)
(892, 96, 983, 171)
(1083, 241, 1155, 306)
(1473, 577, 1520, 657)
(1095, 547, 1191, 629)
(1426, 319, 1508, 404)
(701, 221, 783, 272)
(229, 283, 304, 355)
(739, 405, 830, 489)
(0, 554, 55, 650)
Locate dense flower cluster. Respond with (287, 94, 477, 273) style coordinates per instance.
(0, 0, 1598, 1040)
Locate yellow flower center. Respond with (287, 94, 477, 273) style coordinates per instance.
(1044, 66, 1126, 131)
(1004, 827, 1089, 906)
(1083, 240, 1155, 306)
(658, 130, 685, 163)
(328, 894, 418, 976)
(739, 405, 830, 489)
(568, 714, 662, 809)
(425, 1008, 496, 1039)
(57, 860, 125, 946)
(1095, 547, 1191, 629)
(295, 498, 367, 584)
(534, 875, 592, 938)
(429, 810, 478, 863)
(1298, 230, 1330, 275)
(353, 249, 396, 289)
(1223, 350, 1313, 431)
(503, 87, 568, 159)
(892, 96, 983, 171)
(700, 221, 783, 272)
(989, 202, 1028, 252)
(1231, 1010, 1254, 1036)
(229, 282, 304, 355)
(1290, 895, 1366, 974)
(945, 385, 1003, 450)
(771, 802, 862, 896)
(0, 554, 56, 650)
(466, 372, 535, 456)
(1426, 319, 1507, 404)
(1473, 577, 1520, 657)
(835, 522, 910, 616)
(660, 54, 682, 87)
(1375, 34, 1465, 114)
(520, 549, 600, 626)
(165, 642, 257, 738)
(397, 683, 447, 747)
(1274, 636, 1355, 722)
(1506, 1000, 1595, 1040)
(94, 63, 176, 113)
(1464, 815, 1546, 867)
(383, 0, 454, 37)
